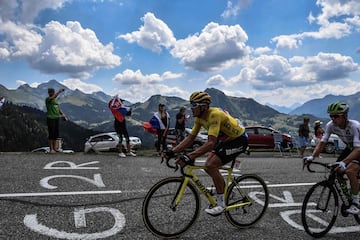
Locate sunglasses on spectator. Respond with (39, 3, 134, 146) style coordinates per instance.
(330, 114, 343, 119)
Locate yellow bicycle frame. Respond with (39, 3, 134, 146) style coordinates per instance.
(174, 165, 252, 211)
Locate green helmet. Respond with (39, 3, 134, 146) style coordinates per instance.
(327, 102, 349, 114)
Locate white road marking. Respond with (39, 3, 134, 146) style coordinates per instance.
(0, 182, 314, 198)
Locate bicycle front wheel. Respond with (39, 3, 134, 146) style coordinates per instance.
(225, 174, 269, 228)
(301, 181, 338, 238)
(142, 177, 200, 238)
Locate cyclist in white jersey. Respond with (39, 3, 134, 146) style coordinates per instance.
(304, 102, 360, 214)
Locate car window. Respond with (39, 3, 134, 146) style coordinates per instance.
(258, 128, 272, 135)
(246, 128, 256, 134)
(91, 135, 114, 142)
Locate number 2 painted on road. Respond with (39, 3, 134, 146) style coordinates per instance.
(40, 174, 106, 189)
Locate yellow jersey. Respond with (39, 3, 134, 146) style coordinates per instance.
(190, 107, 245, 141)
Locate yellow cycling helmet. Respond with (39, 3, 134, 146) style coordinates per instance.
(189, 91, 212, 104)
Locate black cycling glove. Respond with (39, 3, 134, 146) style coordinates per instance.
(164, 150, 175, 159)
(180, 154, 195, 166)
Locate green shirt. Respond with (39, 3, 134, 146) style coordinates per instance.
(46, 97, 61, 119)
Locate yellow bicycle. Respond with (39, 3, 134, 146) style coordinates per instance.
(142, 155, 269, 238)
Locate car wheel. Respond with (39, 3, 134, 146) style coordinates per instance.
(324, 142, 335, 154)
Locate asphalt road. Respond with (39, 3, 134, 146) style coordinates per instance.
(0, 151, 359, 240)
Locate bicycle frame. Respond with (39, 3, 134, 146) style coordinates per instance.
(174, 165, 252, 211)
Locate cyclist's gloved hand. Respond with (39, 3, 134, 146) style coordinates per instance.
(163, 150, 175, 159)
(335, 161, 346, 172)
(176, 154, 194, 167)
(302, 156, 314, 170)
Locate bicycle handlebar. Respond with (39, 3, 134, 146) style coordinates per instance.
(305, 161, 335, 173)
(161, 156, 179, 172)
(161, 155, 195, 177)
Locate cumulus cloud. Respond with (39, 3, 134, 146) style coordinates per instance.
(0, 21, 42, 58)
(0, 1, 121, 79)
(118, 12, 176, 53)
(272, 0, 359, 49)
(114, 83, 189, 103)
(28, 21, 121, 78)
(0, 0, 68, 23)
(290, 52, 358, 83)
(112, 69, 184, 85)
(206, 74, 227, 86)
(61, 78, 103, 93)
(211, 52, 358, 91)
(171, 22, 250, 72)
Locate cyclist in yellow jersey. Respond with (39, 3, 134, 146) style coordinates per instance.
(164, 91, 248, 216)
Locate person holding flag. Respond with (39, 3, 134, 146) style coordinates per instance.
(108, 96, 136, 158)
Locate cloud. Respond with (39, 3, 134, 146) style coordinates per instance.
(0, 1, 121, 78)
(171, 22, 250, 72)
(221, 0, 251, 18)
(0, 0, 68, 23)
(206, 74, 227, 86)
(208, 52, 358, 92)
(118, 12, 176, 53)
(118, 83, 189, 103)
(112, 69, 184, 85)
(271, 0, 359, 49)
(61, 78, 103, 93)
(0, 21, 42, 58)
(28, 21, 121, 78)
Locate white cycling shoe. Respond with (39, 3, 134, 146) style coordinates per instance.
(205, 205, 225, 216)
(346, 204, 360, 215)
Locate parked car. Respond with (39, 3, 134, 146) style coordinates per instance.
(245, 125, 292, 149)
(310, 134, 346, 154)
(154, 128, 208, 150)
(84, 132, 142, 153)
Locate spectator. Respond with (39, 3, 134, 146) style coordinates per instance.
(0, 96, 4, 110)
(109, 96, 136, 158)
(175, 106, 186, 144)
(150, 103, 170, 154)
(298, 116, 310, 158)
(314, 120, 324, 139)
(45, 88, 67, 153)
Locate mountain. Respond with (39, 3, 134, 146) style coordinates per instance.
(0, 80, 326, 150)
(0, 80, 113, 129)
(266, 102, 301, 114)
(290, 92, 360, 120)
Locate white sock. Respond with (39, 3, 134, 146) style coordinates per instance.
(216, 194, 224, 207)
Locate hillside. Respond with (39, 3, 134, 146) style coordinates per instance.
(0, 81, 331, 150)
(290, 92, 360, 120)
(0, 103, 98, 152)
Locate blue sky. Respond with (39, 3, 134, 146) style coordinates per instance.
(0, 0, 359, 107)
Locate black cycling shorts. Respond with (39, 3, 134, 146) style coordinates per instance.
(213, 134, 248, 165)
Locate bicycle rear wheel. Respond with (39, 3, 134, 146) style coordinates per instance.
(301, 181, 338, 238)
(225, 174, 269, 228)
(142, 177, 200, 238)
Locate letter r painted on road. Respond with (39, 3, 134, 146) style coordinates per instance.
(40, 174, 106, 189)
(44, 161, 100, 170)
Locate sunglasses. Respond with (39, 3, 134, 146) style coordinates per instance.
(190, 102, 203, 108)
(330, 114, 343, 119)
